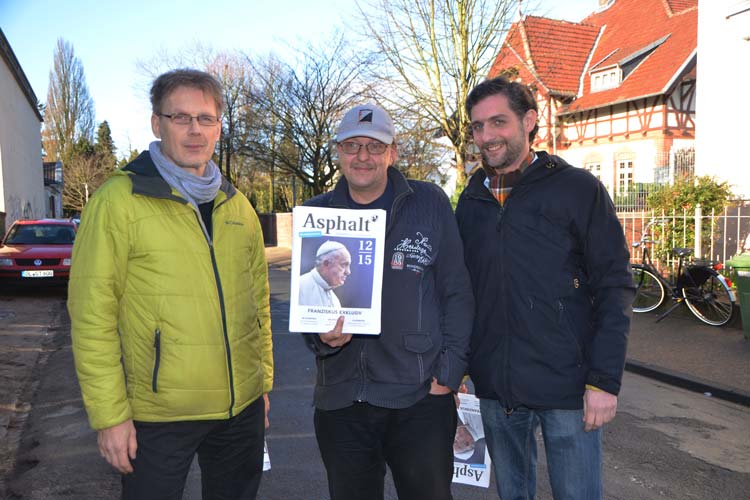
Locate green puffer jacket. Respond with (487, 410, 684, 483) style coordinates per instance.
(68, 152, 273, 430)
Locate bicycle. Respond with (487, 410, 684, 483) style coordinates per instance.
(631, 219, 736, 326)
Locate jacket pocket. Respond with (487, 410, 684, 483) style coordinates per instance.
(152, 328, 161, 393)
(557, 300, 583, 366)
(403, 333, 433, 353)
(365, 331, 437, 385)
(404, 333, 435, 382)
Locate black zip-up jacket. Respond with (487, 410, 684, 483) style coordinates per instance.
(455, 151, 634, 410)
(304, 167, 474, 411)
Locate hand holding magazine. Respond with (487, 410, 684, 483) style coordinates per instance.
(453, 393, 492, 488)
(289, 206, 386, 335)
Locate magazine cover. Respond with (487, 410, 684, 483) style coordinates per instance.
(289, 206, 386, 334)
(453, 393, 492, 488)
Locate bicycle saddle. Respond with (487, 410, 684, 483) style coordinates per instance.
(672, 247, 693, 257)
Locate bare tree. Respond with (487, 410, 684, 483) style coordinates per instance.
(240, 55, 286, 210)
(357, 0, 516, 179)
(42, 38, 95, 162)
(62, 141, 110, 213)
(394, 107, 452, 184)
(206, 53, 254, 184)
(246, 35, 370, 196)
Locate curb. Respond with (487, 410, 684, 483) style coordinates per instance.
(625, 360, 750, 407)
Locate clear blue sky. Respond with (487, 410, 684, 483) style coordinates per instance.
(1, 0, 594, 156)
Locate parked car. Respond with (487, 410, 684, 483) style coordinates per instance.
(0, 219, 78, 283)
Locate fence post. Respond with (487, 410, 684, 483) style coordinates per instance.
(694, 204, 702, 259)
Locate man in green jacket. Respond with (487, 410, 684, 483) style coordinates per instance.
(68, 69, 273, 499)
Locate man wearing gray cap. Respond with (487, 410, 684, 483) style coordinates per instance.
(298, 240, 352, 307)
(302, 103, 474, 500)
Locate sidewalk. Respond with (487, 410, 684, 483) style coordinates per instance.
(627, 304, 750, 406)
(265, 246, 750, 407)
(0, 290, 67, 483)
(265, 245, 293, 268)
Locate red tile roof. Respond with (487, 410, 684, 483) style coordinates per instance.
(489, 16, 599, 96)
(488, 0, 697, 113)
(664, 0, 697, 15)
(569, 0, 697, 112)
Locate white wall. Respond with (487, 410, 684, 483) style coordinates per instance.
(0, 56, 45, 231)
(696, 0, 750, 199)
(558, 138, 659, 192)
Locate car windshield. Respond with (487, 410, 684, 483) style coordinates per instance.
(4, 224, 76, 245)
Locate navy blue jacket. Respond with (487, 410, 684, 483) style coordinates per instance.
(455, 152, 634, 410)
(304, 167, 474, 411)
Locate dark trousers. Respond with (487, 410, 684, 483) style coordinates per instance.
(314, 393, 457, 500)
(122, 397, 265, 500)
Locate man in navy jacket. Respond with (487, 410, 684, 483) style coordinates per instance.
(456, 77, 634, 500)
(304, 103, 474, 500)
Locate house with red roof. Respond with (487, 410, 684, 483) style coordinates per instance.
(488, 0, 698, 203)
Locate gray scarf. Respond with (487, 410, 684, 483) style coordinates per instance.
(149, 141, 222, 209)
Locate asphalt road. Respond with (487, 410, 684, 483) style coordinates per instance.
(1, 269, 749, 499)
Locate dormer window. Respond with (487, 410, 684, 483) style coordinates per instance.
(591, 67, 622, 92)
(589, 34, 670, 93)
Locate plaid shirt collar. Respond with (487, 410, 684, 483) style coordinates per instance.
(483, 151, 537, 205)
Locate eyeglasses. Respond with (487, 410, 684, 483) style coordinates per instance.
(338, 141, 389, 155)
(158, 113, 220, 126)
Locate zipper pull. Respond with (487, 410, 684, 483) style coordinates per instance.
(495, 205, 504, 231)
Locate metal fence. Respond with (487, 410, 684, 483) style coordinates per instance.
(611, 148, 695, 213)
(618, 200, 750, 273)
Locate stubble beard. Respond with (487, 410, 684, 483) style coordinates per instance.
(481, 138, 525, 175)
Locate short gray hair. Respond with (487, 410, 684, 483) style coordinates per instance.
(150, 68, 224, 116)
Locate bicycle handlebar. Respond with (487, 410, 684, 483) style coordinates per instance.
(636, 218, 669, 245)
(633, 237, 660, 247)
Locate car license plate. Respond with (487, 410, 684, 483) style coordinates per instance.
(21, 270, 54, 278)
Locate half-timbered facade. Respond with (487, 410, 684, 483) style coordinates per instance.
(488, 0, 698, 202)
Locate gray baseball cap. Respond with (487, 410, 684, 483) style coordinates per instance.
(336, 104, 395, 144)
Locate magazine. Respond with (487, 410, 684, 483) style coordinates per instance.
(263, 439, 271, 471)
(453, 393, 492, 488)
(289, 206, 386, 335)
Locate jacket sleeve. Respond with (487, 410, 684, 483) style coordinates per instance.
(68, 182, 132, 430)
(432, 190, 475, 391)
(248, 210, 274, 394)
(581, 181, 635, 396)
(303, 333, 343, 357)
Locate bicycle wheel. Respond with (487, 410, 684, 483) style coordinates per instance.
(632, 265, 665, 313)
(682, 271, 735, 326)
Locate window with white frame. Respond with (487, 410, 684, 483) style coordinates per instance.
(616, 159, 634, 195)
(591, 67, 622, 92)
(584, 162, 602, 181)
